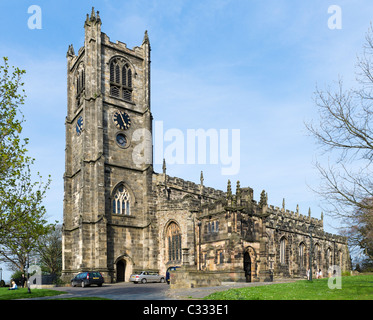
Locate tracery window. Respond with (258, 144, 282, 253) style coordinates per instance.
(109, 58, 133, 101)
(207, 220, 219, 234)
(166, 222, 182, 262)
(112, 185, 131, 215)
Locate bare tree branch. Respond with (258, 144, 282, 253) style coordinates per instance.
(306, 26, 373, 265)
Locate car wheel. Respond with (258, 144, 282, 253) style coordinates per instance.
(160, 278, 165, 283)
(81, 281, 85, 288)
(141, 278, 147, 284)
(71, 282, 75, 287)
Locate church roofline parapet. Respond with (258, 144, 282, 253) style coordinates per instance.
(323, 232, 348, 243)
(310, 231, 348, 244)
(101, 32, 146, 60)
(153, 172, 225, 200)
(267, 204, 323, 225)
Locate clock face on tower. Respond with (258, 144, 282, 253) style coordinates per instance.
(113, 110, 131, 130)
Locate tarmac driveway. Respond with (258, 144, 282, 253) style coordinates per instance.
(34, 280, 295, 300)
(49, 281, 171, 300)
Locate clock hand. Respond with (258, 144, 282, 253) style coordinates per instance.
(119, 113, 126, 127)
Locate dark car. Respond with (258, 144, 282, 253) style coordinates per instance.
(71, 271, 104, 287)
(165, 266, 181, 284)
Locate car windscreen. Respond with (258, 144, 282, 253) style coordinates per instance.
(91, 272, 102, 277)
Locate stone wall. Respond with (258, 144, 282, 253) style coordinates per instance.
(169, 266, 222, 289)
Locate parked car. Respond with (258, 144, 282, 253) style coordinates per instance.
(165, 266, 181, 284)
(129, 271, 165, 284)
(71, 271, 104, 287)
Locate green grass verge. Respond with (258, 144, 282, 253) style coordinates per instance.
(0, 287, 67, 300)
(204, 275, 373, 300)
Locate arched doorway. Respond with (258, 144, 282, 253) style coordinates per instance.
(244, 252, 252, 282)
(116, 260, 126, 282)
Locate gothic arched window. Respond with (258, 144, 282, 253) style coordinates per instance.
(109, 58, 133, 101)
(112, 185, 131, 215)
(166, 222, 182, 262)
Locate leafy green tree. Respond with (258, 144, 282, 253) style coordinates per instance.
(0, 57, 52, 272)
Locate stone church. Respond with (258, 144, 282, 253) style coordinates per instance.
(62, 9, 351, 284)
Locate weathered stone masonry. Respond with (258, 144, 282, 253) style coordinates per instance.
(62, 9, 350, 284)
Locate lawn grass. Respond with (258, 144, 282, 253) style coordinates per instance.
(204, 275, 373, 300)
(0, 287, 67, 300)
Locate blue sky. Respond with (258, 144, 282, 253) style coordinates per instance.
(0, 0, 372, 278)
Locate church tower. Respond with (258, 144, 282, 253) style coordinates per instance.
(62, 8, 156, 282)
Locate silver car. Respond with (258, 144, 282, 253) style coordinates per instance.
(129, 271, 165, 284)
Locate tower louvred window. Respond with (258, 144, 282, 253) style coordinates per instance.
(127, 68, 132, 87)
(122, 66, 127, 85)
(110, 86, 119, 97)
(76, 63, 85, 107)
(76, 69, 85, 94)
(109, 58, 133, 101)
(115, 65, 120, 83)
(123, 89, 131, 101)
(110, 62, 115, 82)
